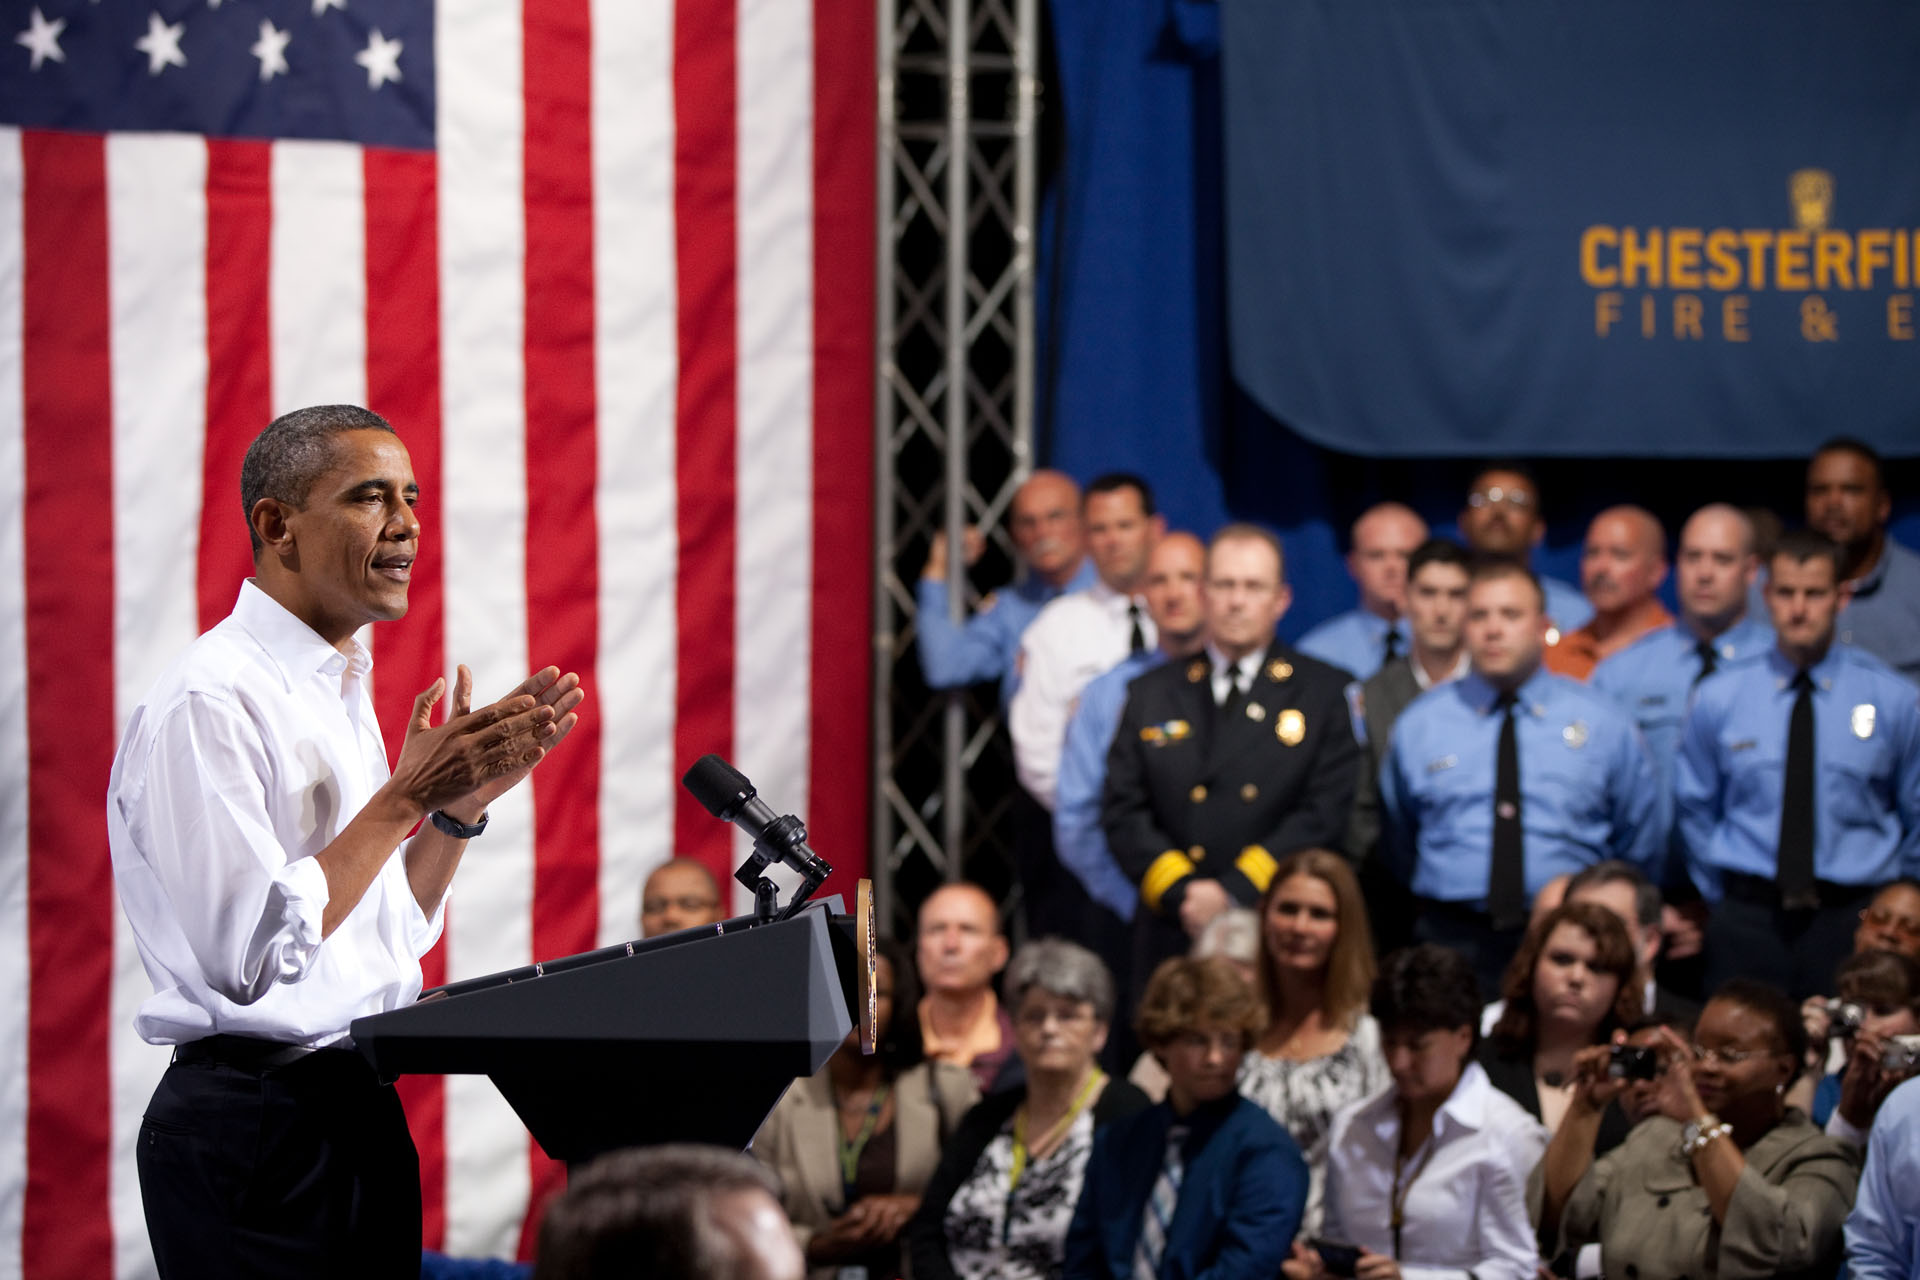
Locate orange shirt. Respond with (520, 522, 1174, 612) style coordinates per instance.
(1543, 602, 1673, 681)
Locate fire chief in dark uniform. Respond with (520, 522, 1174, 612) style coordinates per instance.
(1102, 523, 1362, 976)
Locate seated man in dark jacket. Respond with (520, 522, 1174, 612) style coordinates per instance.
(1065, 955, 1308, 1279)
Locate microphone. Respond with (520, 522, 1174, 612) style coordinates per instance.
(681, 754, 834, 921)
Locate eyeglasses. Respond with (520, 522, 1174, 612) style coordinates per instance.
(1690, 1044, 1760, 1067)
(1467, 486, 1534, 511)
(642, 895, 720, 916)
(1860, 907, 1920, 941)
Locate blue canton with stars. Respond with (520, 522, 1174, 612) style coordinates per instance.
(3, 0, 434, 151)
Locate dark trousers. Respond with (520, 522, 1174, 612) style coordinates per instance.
(1413, 901, 1526, 1003)
(138, 1041, 422, 1280)
(1704, 878, 1872, 1000)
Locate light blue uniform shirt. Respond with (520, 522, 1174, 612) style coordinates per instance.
(1054, 649, 1162, 921)
(1380, 666, 1666, 905)
(1676, 643, 1920, 901)
(914, 558, 1097, 703)
(1838, 537, 1920, 687)
(1592, 615, 1776, 776)
(1294, 609, 1403, 679)
(1542, 574, 1594, 633)
(1846, 1073, 1920, 1280)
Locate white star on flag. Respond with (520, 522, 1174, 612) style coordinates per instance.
(311, 0, 346, 14)
(353, 27, 401, 89)
(134, 11, 186, 76)
(250, 19, 289, 82)
(15, 7, 65, 70)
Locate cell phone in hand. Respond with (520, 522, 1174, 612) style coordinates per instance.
(1309, 1238, 1362, 1278)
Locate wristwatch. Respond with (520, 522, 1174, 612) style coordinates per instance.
(430, 809, 489, 840)
(1680, 1113, 1731, 1157)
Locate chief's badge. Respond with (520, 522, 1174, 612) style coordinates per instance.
(1562, 720, 1589, 749)
(1853, 704, 1876, 740)
(1266, 660, 1293, 683)
(1187, 660, 1208, 683)
(1245, 702, 1267, 722)
(1277, 709, 1305, 746)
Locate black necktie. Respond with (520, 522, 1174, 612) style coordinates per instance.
(1128, 601, 1146, 655)
(1488, 690, 1527, 932)
(1220, 661, 1246, 717)
(1778, 669, 1818, 910)
(1382, 625, 1402, 669)
(1693, 638, 1718, 685)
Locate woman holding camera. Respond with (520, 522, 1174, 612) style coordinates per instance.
(1808, 949, 1920, 1144)
(1480, 902, 1641, 1143)
(1539, 979, 1858, 1280)
(1284, 945, 1546, 1280)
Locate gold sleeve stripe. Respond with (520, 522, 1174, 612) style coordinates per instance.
(1141, 850, 1197, 913)
(1236, 845, 1280, 894)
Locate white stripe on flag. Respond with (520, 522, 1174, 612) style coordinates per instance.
(732, 0, 816, 910)
(438, 0, 534, 1256)
(269, 141, 368, 417)
(0, 125, 30, 1280)
(591, 0, 681, 945)
(106, 132, 210, 1280)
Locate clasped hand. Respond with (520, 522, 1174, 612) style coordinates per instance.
(391, 664, 585, 819)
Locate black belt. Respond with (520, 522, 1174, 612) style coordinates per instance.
(172, 1034, 321, 1072)
(1413, 896, 1525, 931)
(1720, 872, 1871, 911)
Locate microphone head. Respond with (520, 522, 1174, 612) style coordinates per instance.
(683, 754, 755, 821)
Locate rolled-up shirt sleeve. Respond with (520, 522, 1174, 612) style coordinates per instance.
(126, 691, 332, 1006)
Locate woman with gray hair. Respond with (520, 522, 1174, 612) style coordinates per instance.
(906, 938, 1150, 1280)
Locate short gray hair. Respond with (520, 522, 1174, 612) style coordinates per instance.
(1005, 938, 1114, 1025)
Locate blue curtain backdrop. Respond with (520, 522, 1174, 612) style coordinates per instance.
(1036, 0, 1920, 637)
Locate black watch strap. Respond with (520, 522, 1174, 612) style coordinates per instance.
(429, 809, 488, 840)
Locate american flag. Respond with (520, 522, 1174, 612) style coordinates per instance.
(0, 0, 874, 1272)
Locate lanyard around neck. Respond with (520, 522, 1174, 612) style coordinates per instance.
(835, 1081, 891, 1203)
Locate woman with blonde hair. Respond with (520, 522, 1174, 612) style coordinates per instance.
(1237, 849, 1387, 1235)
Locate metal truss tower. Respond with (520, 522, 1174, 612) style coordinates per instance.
(873, 0, 1039, 937)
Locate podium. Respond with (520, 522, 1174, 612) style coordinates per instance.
(349, 903, 859, 1163)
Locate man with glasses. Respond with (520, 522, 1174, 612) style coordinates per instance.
(639, 858, 727, 937)
(1677, 531, 1920, 999)
(1459, 464, 1592, 636)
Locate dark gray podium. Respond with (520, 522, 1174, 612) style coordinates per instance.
(349, 903, 856, 1163)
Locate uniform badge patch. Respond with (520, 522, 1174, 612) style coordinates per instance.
(1188, 660, 1208, 683)
(1245, 702, 1266, 722)
(1276, 709, 1305, 746)
(1266, 660, 1293, 683)
(1562, 720, 1589, 749)
(1853, 704, 1876, 740)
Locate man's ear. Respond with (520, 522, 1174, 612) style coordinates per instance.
(251, 497, 295, 558)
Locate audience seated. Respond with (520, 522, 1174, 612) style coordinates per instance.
(915, 883, 1020, 1094)
(908, 939, 1149, 1280)
(1805, 950, 1920, 1146)
(752, 940, 979, 1278)
(1564, 860, 1698, 1024)
(1235, 850, 1388, 1238)
(532, 1145, 803, 1280)
(1066, 955, 1307, 1280)
(1289, 944, 1546, 1280)
(1538, 979, 1859, 1280)
(1796, 878, 1920, 1106)
(1481, 902, 1642, 1143)
(1128, 907, 1260, 1102)
(640, 858, 727, 937)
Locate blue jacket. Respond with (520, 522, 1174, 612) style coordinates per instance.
(1064, 1094, 1307, 1280)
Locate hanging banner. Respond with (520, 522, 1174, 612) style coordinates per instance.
(1221, 0, 1920, 457)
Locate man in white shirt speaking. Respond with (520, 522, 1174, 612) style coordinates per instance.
(108, 405, 585, 1278)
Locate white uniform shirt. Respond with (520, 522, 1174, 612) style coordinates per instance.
(108, 581, 444, 1048)
(1008, 578, 1153, 809)
(1321, 1061, 1547, 1280)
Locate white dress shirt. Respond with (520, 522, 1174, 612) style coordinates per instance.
(1321, 1061, 1547, 1280)
(108, 581, 444, 1048)
(1009, 578, 1153, 809)
(1205, 640, 1261, 706)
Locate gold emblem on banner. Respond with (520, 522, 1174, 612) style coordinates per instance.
(1790, 168, 1833, 231)
(1853, 704, 1876, 740)
(1277, 709, 1305, 746)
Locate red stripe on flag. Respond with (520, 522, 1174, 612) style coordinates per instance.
(672, 0, 740, 880)
(363, 144, 450, 1252)
(20, 129, 115, 1280)
(519, 0, 604, 1252)
(198, 142, 273, 632)
(810, 0, 877, 890)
